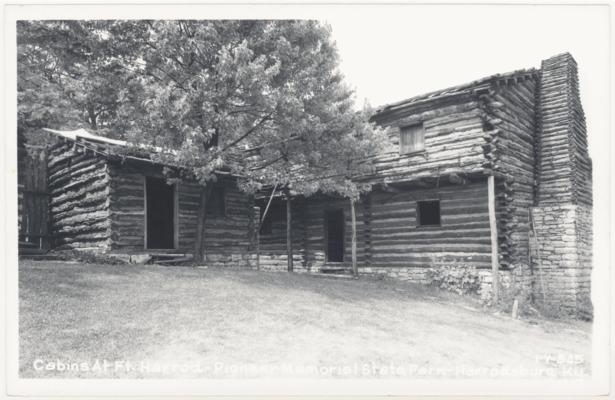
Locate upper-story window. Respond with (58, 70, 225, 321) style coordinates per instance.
(400, 123, 425, 154)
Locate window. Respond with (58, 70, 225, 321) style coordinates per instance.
(259, 203, 285, 235)
(417, 200, 440, 226)
(400, 123, 425, 154)
(259, 204, 273, 235)
(206, 186, 225, 216)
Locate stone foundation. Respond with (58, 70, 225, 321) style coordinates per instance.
(359, 266, 429, 283)
(253, 254, 310, 273)
(360, 264, 532, 305)
(476, 264, 533, 304)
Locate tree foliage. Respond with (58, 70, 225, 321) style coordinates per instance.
(17, 20, 389, 198)
(17, 20, 141, 141)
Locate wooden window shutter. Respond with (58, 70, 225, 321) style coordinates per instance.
(400, 123, 425, 154)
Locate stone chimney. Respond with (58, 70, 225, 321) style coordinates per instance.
(531, 53, 593, 318)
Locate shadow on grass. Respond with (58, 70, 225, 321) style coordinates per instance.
(202, 265, 477, 308)
(19, 260, 479, 308)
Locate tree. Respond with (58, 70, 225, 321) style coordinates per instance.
(272, 105, 387, 276)
(114, 20, 388, 265)
(17, 20, 390, 267)
(17, 20, 141, 143)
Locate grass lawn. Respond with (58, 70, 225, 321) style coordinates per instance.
(19, 260, 591, 379)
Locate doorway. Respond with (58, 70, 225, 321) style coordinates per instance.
(145, 177, 175, 249)
(325, 209, 344, 262)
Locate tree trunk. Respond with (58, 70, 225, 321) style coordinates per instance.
(350, 198, 358, 277)
(194, 185, 211, 263)
(87, 105, 97, 130)
(285, 189, 293, 272)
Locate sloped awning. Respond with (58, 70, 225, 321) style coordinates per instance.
(43, 128, 239, 178)
(43, 127, 166, 166)
(43, 128, 128, 147)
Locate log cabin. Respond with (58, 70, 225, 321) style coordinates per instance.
(38, 53, 592, 317)
(43, 128, 258, 267)
(254, 52, 592, 317)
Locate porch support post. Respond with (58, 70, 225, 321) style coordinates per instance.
(194, 184, 211, 263)
(256, 184, 278, 271)
(255, 206, 261, 271)
(487, 175, 499, 302)
(350, 197, 358, 277)
(285, 188, 293, 272)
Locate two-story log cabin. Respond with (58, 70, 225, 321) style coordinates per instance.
(38, 53, 592, 317)
(250, 52, 592, 317)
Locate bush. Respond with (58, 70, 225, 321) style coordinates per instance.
(425, 265, 481, 295)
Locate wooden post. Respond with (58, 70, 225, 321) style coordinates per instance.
(256, 185, 278, 272)
(363, 194, 372, 267)
(350, 197, 358, 277)
(255, 206, 261, 271)
(487, 175, 499, 302)
(194, 185, 211, 263)
(285, 189, 293, 272)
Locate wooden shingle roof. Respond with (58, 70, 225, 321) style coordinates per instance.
(375, 68, 539, 116)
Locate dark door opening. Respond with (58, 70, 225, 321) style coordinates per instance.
(146, 177, 175, 249)
(326, 209, 344, 262)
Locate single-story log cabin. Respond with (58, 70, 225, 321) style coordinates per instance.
(44, 129, 258, 266)
(39, 53, 592, 316)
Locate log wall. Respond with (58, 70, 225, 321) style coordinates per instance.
(367, 96, 488, 183)
(485, 77, 539, 271)
(256, 195, 370, 272)
(176, 177, 255, 266)
(47, 141, 112, 252)
(48, 143, 256, 262)
(107, 161, 150, 251)
(257, 198, 310, 271)
(19, 144, 51, 250)
(367, 180, 492, 269)
(258, 181, 490, 273)
(304, 196, 368, 271)
(107, 161, 255, 265)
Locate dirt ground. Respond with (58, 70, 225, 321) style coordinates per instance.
(19, 260, 591, 379)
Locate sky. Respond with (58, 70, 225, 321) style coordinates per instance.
(326, 5, 611, 308)
(326, 4, 610, 161)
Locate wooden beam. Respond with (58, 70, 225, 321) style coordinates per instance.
(487, 174, 499, 302)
